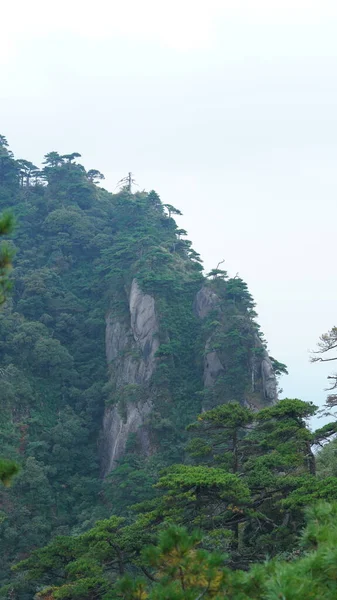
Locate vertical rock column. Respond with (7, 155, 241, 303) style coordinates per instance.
(101, 280, 159, 475)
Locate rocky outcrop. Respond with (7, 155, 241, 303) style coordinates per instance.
(101, 280, 279, 474)
(252, 334, 278, 405)
(129, 279, 159, 378)
(194, 286, 219, 320)
(194, 287, 224, 389)
(105, 280, 159, 386)
(203, 342, 225, 388)
(101, 279, 159, 474)
(261, 352, 278, 404)
(195, 285, 278, 406)
(101, 401, 152, 475)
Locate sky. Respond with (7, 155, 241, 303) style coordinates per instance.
(2, 0, 337, 422)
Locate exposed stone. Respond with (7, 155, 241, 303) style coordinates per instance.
(204, 344, 225, 388)
(101, 400, 152, 474)
(101, 279, 159, 474)
(102, 279, 279, 474)
(194, 286, 226, 390)
(195, 285, 278, 406)
(254, 334, 278, 405)
(129, 279, 159, 380)
(261, 354, 278, 405)
(194, 286, 219, 319)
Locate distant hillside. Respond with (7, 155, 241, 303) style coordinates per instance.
(0, 136, 284, 585)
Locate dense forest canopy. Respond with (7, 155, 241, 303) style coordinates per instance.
(1, 135, 337, 598)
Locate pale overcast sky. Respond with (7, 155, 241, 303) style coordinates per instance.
(2, 0, 337, 421)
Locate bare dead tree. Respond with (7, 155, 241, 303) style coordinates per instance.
(215, 259, 225, 270)
(116, 172, 138, 193)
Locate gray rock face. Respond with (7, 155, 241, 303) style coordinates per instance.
(105, 280, 159, 387)
(194, 286, 219, 319)
(194, 286, 225, 389)
(261, 354, 278, 404)
(129, 279, 159, 378)
(101, 279, 159, 474)
(101, 400, 152, 475)
(101, 280, 279, 473)
(195, 285, 278, 406)
(253, 334, 278, 405)
(204, 347, 225, 388)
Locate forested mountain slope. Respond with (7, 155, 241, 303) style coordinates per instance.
(0, 136, 284, 585)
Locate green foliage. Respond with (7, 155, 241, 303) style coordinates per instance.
(0, 136, 287, 594)
(0, 211, 15, 305)
(0, 137, 206, 582)
(2, 133, 337, 600)
(131, 400, 337, 569)
(0, 206, 20, 491)
(12, 503, 337, 600)
(0, 139, 117, 582)
(187, 402, 253, 471)
(269, 356, 288, 376)
(198, 275, 271, 408)
(0, 459, 19, 487)
(8, 391, 334, 596)
(317, 436, 337, 478)
(311, 325, 337, 405)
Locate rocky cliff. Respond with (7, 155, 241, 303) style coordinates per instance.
(101, 278, 279, 475)
(194, 286, 278, 408)
(101, 279, 159, 473)
(0, 138, 286, 582)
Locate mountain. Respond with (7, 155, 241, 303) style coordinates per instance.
(0, 137, 285, 584)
